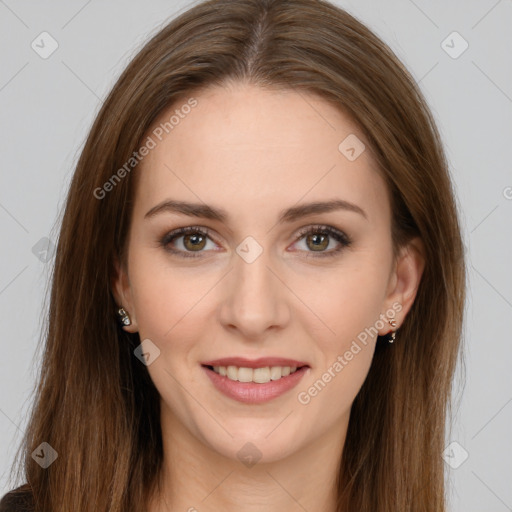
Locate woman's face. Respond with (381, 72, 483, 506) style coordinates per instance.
(114, 82, 423, 463)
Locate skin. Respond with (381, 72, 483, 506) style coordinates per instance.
(113, 81, 425, 512)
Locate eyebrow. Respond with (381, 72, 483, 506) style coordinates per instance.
(144, 198, 368, 223)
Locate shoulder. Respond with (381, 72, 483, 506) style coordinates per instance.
(0, 485, 34, 512)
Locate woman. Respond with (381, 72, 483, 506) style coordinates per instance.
(0, 0, 466, 510)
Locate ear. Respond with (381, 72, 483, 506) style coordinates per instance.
(111, 254, 139, 333)
(378, 236, 425, 335)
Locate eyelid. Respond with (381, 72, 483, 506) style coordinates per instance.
(293, 224, 351, 245)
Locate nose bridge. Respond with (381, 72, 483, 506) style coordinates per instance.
(220, 236, 289, 335)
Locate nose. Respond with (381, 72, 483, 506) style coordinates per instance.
(218, 243, 291, 340)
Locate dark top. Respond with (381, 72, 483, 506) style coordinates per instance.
(0, 485, 34, 512)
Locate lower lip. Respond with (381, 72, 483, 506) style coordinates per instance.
(202, 365, 309, 404)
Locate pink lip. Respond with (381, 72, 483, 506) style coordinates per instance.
(202, 365, 310, 404)
(201, 357, 309, 368)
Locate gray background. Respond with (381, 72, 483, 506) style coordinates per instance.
(1, 0, 511, 510)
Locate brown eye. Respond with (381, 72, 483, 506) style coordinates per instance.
(182, 232, 207, 251)
(305, 232, 329, 251)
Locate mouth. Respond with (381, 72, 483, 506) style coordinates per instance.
(202, 364, 306, 383)
(200, 357, 310, 404)
(201, 356, 310, 382)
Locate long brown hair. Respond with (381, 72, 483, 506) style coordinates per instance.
(5, 0, 466, 510)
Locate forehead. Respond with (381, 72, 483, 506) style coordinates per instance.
(134, 83, 389, 226)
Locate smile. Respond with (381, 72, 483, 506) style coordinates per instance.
(208, 365, 301, 383)
(201, 362, 310, 404)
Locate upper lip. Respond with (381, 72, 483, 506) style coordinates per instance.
(201, 357, 310, 368)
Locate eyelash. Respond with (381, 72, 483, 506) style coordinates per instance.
(159, 225, 352, 259)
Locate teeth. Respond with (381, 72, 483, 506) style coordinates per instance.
(227, 365, 238, 380)
(269, 366, 282, 380)
(253, 367, 270, 383)
(211, 365, 301, 383)
(238, 367, 253, 382)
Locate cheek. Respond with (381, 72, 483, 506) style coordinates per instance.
(296, 256, 388, 391)
(296, 343, 374, 433)
(298, 257, 389, 348)
(127, 254, 209, 403)
(127, 246, 212, 340)
(295, 270, 385, 421)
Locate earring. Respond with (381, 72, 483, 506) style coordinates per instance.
(117, 307, 131, 326)
(387, 318, 397, 343)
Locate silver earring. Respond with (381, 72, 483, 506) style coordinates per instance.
(117, 307, 131, 326)
(387, 318, 397, 343)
